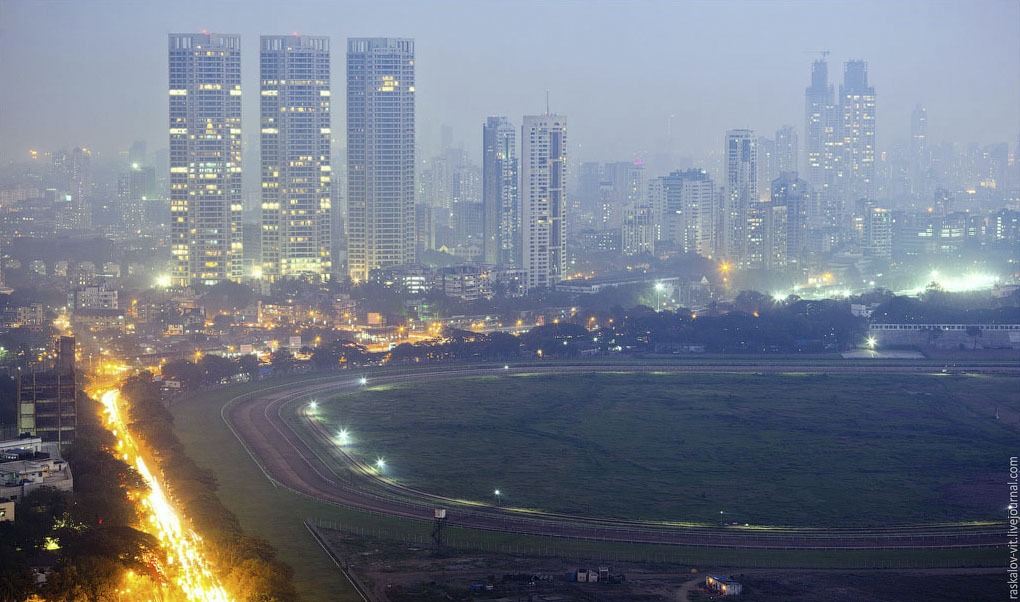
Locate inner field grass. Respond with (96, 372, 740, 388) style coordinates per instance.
(304, 372, 1017, 526)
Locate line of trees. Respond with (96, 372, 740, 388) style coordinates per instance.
(120, 375, 298, 602)
(1, 395, 155, 601)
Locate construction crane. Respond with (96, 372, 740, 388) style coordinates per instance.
(803, 50, 831, 60)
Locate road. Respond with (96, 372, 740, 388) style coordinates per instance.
(222, 362, 1013, 550)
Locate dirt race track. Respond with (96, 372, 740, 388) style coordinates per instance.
(222, 362, 1014, 550)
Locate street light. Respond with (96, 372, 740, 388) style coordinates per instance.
(376, 458, 386, 471)
(654, 281, 666, 311)
(308, 400, 317, 411)
(866, 336, 877, 349)
(494, 489, 502, 507)
(359, 377, 368, 386)
(338, 429, 348, 445)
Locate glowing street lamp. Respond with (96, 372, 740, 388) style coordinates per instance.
(654, 281, 666, 311)
(359, 377, 368, 386)
(494, 489, 502, 507)
(308, 400, 318, 411)
(375, 458, 386, 471)
(337, 429, 349, 445)
(866, 336, 877, 350)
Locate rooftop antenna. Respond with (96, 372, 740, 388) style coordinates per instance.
(545, 90, 550, 115)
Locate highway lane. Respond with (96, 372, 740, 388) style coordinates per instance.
(222, 363, 1012, 550)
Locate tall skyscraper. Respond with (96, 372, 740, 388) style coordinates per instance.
(482, 117, 519, 266)
(804, 59, 833, 190)
(723, 130, 756, 263)
(69, 147, 92, 230)
(804, 59, 843, 227)
(168, 33, 243, 286)
(841, 60, 876, 202)
(260, 35, 332, 281)
(346, 38, 416, 282)
(521, 114, 567, 289)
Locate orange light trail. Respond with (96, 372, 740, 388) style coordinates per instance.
(99, 389, 233, 602)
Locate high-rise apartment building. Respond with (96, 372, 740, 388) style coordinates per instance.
(841, 60, 876, 202)
(649, 169, 715, 256)
(260, 35, 332, 281)
(346, 38, 416, 282)
(168, 33, 243, 286)
(865, 207, 892, 260)
(770, 172, 811, 268)
(53, 148, 93, 231)
(521, 114, 567, 289)
(910, 104, 928, 196)
(603, 161, 646, 228)
(118, 163, 156, 234)
(723, 130, 756, 263)
(482, 117, 519, 266)
(621, 206, 654, 256)
(18, 337, 77, 446)
(775, 126, 798, 175)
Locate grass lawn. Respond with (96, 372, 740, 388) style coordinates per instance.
(303, 372, 1017, 526)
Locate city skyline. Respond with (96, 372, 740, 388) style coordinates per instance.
(0, 4, 1016, 601)
(1, 1, 1017, 164)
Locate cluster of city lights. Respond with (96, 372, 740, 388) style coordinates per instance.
(906, 270, 1001, 295)
(99, 389, 234, 602)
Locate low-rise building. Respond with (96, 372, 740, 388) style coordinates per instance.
(705, 575, 742, 596)
(0, 457, 73, 502)
(868, 323, 1020, 349)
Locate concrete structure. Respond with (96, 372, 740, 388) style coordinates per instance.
(346, 38, 416, 282)
(482, 117, 519, 266)
(260, 35, 332, 280)
(168, 33, 243, 286)
(521, 114, 568, 289)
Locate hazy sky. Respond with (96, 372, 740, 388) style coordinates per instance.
(1, 0, 1017, 166)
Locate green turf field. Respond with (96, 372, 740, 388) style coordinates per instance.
(305, 372, 1017, 526)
